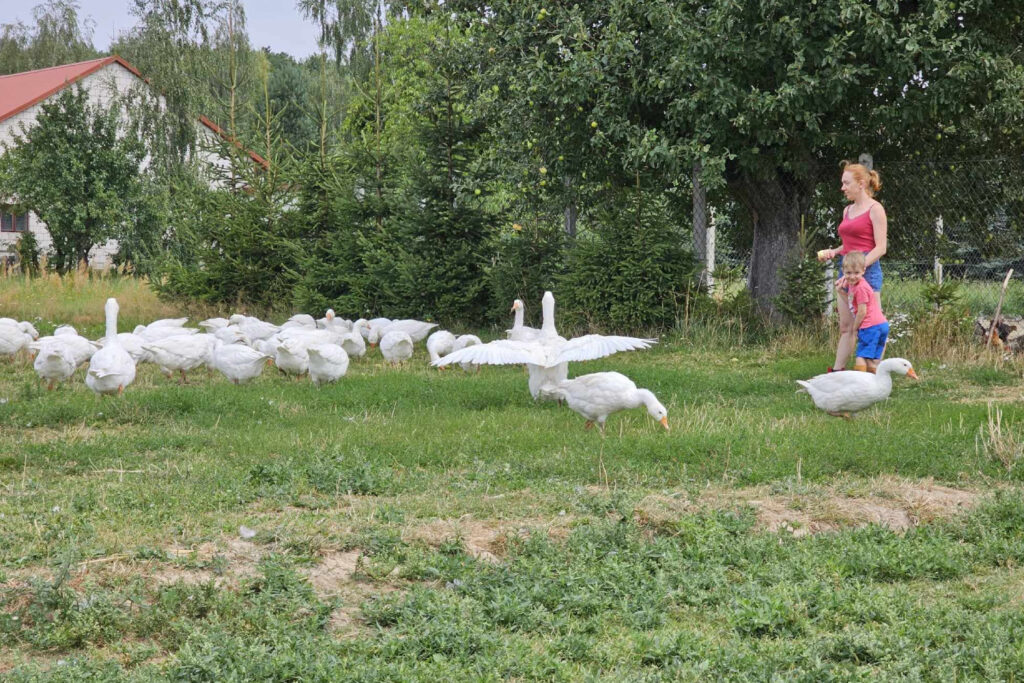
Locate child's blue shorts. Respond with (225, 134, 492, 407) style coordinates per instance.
(838, 252, 883, 291)
(857, 321, 889, 359)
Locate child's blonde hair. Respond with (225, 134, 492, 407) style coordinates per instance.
(843, 251, 867, 270)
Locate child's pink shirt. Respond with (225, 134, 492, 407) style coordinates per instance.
(848, 278, 886, 328)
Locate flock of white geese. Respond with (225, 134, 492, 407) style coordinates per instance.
(0, 291, 674, 433)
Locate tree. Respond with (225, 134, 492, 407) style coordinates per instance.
(0, 0, 98, 75)
(459, 0, 1024, 319)
(0, 86, 148, 273)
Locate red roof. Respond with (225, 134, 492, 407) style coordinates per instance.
(0, 56, 142, 123)
(0, 55, 267, 169)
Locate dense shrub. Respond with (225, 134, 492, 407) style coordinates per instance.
(556, 192, 699, 332)
(487, 217, 568, 324)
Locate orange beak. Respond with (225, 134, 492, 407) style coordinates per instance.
(660, 416, 670, 431)
(907, 368, 919, 380)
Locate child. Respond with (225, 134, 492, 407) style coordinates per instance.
(839, 251, 888, 372)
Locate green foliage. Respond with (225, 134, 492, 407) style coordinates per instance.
(458, 0, 1024, 314)
(774, 226, 827, 325)
(488, 217, 568, 321)
(0, 86, 151, 273)
(14, 230, 40, 277)
(922, 275, 964, 311)
(0, 0, 99, 75)
(155, 175, 303, 307)
(557, 191, 699, 332)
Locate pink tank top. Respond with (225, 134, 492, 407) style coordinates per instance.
(838, 204, 876, 254)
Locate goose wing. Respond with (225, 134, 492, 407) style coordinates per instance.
(433, 339, 546, 367)
(553, 335, 657, 364)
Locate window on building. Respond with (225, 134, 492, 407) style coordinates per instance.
(0, 210, 29, 232)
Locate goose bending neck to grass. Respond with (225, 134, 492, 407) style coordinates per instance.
(433, 291, 657, 401)
(797, 357, 918, 419)
(86, 298, 136, 396)
(552, 372, 669, 435)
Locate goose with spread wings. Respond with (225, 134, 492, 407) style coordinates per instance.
(432, 291, 656, 400)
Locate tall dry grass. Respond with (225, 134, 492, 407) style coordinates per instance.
(0, 264, 212, 336)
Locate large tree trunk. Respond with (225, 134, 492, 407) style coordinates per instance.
(728, 169, 811, 322)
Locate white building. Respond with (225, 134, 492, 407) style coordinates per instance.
(0, 55, 267, 268)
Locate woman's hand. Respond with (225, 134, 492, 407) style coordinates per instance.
(817, 248, 835, 262)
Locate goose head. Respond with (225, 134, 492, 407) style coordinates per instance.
(878, 357, 918, 380)
(638, 389, 670, 430)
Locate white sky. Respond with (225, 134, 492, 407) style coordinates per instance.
(0, 0, 324, 60)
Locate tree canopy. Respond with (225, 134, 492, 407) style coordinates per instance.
(0, 86, 150, 273)
(460, 0, 1024, 314)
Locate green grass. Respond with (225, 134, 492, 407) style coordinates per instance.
(4, 286, 1024, 678)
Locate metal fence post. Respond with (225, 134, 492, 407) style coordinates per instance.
(706, 207, 716, 294)
(934, 215, 944, 285)
(824, 260, 835, 318)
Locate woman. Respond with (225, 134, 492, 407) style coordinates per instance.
(817, 162, 887, 372)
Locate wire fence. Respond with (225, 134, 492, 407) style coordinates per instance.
(697, 155, 1024, 319)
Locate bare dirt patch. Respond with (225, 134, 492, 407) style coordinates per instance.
(635, 477, 983, 536)
(306, 551, 362, 594)
(402, 514, 575, 562)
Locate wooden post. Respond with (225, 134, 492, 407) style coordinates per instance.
(988, 269, 1014, 348)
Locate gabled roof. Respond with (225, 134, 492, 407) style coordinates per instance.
(0, 56, 142, 123)
(0, 55, 268, 169)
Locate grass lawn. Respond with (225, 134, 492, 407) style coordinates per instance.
(3, 281, 1024, 679)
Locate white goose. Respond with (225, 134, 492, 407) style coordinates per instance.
(86, 298, 136, 395)
(229, 314, 280, 342)
(363, 317, 390, 341)
(797, 358, 919, 418)
(380, 330, 414, 364)
(319, 309, 353, 332)
(339, 327, 367, 358)
(0, 318, 40, 341)
(142, 334, 216, 383)
(426, 330, 457, 366)
(33, 342, 77, 390)
(452, 334, 482, 372)
(552, 371, 670, 433)
(211, 339, 270, 384)
(434, 291, 656, 401)
(198, 317, 230, 332)
(283, 313, 317, 329)
(102, 332, 151, 364)
(134, 322, 199, 343)
(0, 319, 34, 356)
(307, 344, 350, 385)
(30, 333, 98, 367)
(372, 319, 438, 345)
(507, 299, 542, 342)
(274, 338, 309, 376)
